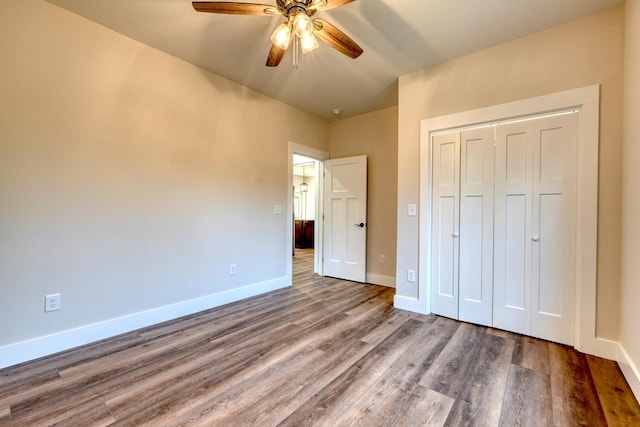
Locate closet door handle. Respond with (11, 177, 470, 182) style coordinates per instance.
(452, 233, 459, 238)
(532, 235, 540, 242)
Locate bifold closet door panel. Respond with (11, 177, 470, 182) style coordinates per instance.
(430, 131, 460, 319)
(493, 113, 578, 345)
(530, 113, 577, 345)
(458, 127, 495, 327)
(493, 121, 534, 336)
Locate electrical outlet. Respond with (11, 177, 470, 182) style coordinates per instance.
(229, 264, 237, 275)
(45, 293, 61, 312)
(379, 254, 386, 264)
(407, 270, 416, 283)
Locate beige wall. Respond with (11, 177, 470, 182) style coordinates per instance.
(0, 0, 328, 349)
(329, 107, 398, 284)
(621, 0, 640, 390)
(396, 7, 624, 340)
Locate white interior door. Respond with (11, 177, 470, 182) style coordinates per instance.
(430, 131, 460, 319)
(530, 112, 577, 344)
(458, 127, 495, 326)
(323, 155, 367, 283)
(493, 113, 577, 344)
(493, 120, 535, 336)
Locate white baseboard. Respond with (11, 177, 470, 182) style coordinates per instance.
(366, 273, 396, 288)
(393, 295, 428, 315)
(581, 337, 620, 361)
(0, 276, 290, 370)
(618, 343, 640, 402)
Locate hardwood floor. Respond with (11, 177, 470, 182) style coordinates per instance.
(1, 248, 638, 426)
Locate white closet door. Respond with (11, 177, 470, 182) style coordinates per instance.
(494, 113, 578, 345)
(430, 131, 460, 319)
(458, 127, 495, 326)
(493, 121, 534, 336)
(530, 113, 577, 345)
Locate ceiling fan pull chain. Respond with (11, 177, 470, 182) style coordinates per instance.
(293, 35, 299, 68)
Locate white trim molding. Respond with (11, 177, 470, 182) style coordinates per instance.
(618, 343, 640, 401)
(393, 295, 424, 313)
(0, 276, 289, 370)
(411, 85, 614, 358)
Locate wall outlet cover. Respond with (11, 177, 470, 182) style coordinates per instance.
(45, 294, 61, 312)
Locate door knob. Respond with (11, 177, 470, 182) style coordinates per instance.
(354, 222, 366, 228)
(452, 233, 459, 238)
(532, 235, 540, 242)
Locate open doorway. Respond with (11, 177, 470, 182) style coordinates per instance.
(292, 155, 319, 272)
(287, 143, 329, 283)
(287, 145, 369, 285)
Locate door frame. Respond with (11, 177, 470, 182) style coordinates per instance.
(416, 85, 612, 358)
(287, 142, 329, 282)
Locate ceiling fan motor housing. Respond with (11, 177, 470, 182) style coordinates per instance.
(277, 0, 325, 16)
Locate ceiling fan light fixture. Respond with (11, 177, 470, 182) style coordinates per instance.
(270, 22, 292, 50)
(300, 34, 319, 53)
(192, 0, 364, 67)
(292, 11, 313, 38)
(308, 0, 328, 10)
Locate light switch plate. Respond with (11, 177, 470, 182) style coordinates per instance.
(407, 270, 416, 282)
(408, 204, 417, 217)
(273, 204, 282, 215)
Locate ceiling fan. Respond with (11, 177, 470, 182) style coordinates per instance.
(192, 0, 364, 67)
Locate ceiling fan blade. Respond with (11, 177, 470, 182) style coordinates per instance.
(266, 29, 293, 67)
(314, 0, 356, 11)
(266, 44, 287, 67)
(313, 18, 363, 59)
(192, 2, 280, 16)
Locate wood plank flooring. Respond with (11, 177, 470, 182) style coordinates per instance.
(1, 248, 639, 426)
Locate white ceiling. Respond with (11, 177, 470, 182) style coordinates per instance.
(46, 0, 623, 120)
